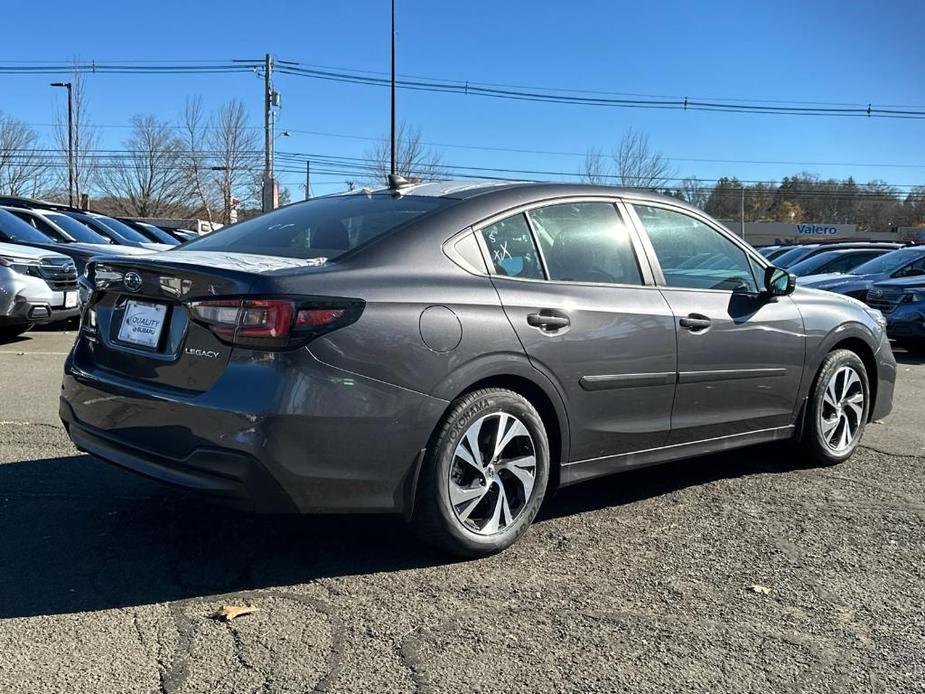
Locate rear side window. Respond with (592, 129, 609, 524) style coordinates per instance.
(182, 194, 450, 260)
(479, 214, 544, 279)
(527, 202, 642, 285)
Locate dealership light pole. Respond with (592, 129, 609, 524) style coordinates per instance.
(50, 82, 74, 207)
(740, 186, 746, 240)
(390, 0, 396, 179)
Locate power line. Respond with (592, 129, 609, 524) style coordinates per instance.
(2, 59, 925, 120)
(16, 122, 925, 170)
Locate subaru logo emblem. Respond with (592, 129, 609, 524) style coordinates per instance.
(123, 271, 143, 292)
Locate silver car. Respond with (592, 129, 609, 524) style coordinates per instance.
(0, 241, 79, 338)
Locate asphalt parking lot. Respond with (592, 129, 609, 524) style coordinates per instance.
(1, 329, 923, 693)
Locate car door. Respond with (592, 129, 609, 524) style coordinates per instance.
(476, 199, 677, 462)
(627, 202, 804, 445)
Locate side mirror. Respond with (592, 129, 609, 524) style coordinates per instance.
(764, 266, 796, 296)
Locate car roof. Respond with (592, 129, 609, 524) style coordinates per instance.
(811, 247, 890, 256)
(335, 179, 678, 200)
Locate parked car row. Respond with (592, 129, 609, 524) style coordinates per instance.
(0, 196, 182, 337)
(761, 241, 925, 351)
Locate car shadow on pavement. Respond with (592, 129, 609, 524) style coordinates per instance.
(895, 351, 925, 366)
(541, 443, 801, 520)
(0, 444, 803, 619)
(0, 334, 31, 347)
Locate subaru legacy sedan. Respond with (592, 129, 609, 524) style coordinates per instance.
(61, 182, 895, 557)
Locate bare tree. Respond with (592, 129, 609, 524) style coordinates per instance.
(580, 148, 610, 184)
(0, 113, 50, 196)
(208, 100, 261, 224)
(680, 176, 710, 209)
(52, 66, 99, 204)
(613, 128, 674, 189)
(97, 115, 190, 216)
(365, 122, 444, 184)
(580, 129, 674, 189)
(180, 97, 219, 226)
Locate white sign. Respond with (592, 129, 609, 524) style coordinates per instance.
(118, 301, 167, 349)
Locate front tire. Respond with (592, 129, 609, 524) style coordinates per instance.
(800, 349, 869, 465)
(410, 388, 549, 558)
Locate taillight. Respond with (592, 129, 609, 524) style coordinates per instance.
(188, 297, 361, 349)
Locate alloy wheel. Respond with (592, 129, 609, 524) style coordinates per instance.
(819, 365, 865, 453)
(448, 412, 537, 536)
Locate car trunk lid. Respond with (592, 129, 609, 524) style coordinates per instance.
(75, 252, 328, 393)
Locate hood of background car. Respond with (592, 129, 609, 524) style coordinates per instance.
(870, 275, 925, 290)
(0, 241, 71, 263)
(799, 271, 880, 289)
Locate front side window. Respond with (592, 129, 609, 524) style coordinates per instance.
(633, 205, 758, 292)
(479, 214, 544, 279)
(526, 202, 642, 285)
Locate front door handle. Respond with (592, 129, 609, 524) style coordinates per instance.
(679, 314, 712, 331)
(527, 311, 570, 331)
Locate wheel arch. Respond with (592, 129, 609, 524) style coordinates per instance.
(429, 356, 570, 495)
(804, 319, 880, 422)
(828, 336, 879, 422)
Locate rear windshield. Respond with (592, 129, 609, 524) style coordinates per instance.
(181, 194, 451, 260)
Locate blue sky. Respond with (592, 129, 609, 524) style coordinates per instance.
(2, 0, 923, 196)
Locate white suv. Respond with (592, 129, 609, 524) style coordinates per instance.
(0, 241, 80, 338)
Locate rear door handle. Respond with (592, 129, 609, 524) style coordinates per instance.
(527, 311, 570, 331)
(679, 314, 712, 331)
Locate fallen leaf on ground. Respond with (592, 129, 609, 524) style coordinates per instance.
(750, 584, 771, 595)
(213, 605, 258, 622)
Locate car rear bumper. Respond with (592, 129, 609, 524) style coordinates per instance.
(60, 347, 447, 514)
(61, 405, 298, 512)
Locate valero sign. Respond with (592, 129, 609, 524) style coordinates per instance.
(796, 224, 840, 235)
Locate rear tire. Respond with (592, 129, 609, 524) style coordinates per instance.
(0, 323, 33, 340)
(799, 349, 869, 466)
(410, 388, 549, 558)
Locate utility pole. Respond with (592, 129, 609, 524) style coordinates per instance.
(740, 186, 746, 240)
(390, 0, 396, 178)
(305, 160, 311, 200)
(262, 53, 278, 212)
(50, 82, 73, 207)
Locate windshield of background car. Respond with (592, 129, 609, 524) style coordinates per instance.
(788, 251, 848, 275)
(44, 212, 112, 244)
(138, 223, 181, 245)
(849, 248, 922, 275)
(181, 194, 452, 260)
(0, 208, 55, 243)
(94, 216, 155, 244)
(772, 246, 815, 267)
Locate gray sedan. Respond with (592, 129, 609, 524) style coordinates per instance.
(61, 182, 895, 556)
